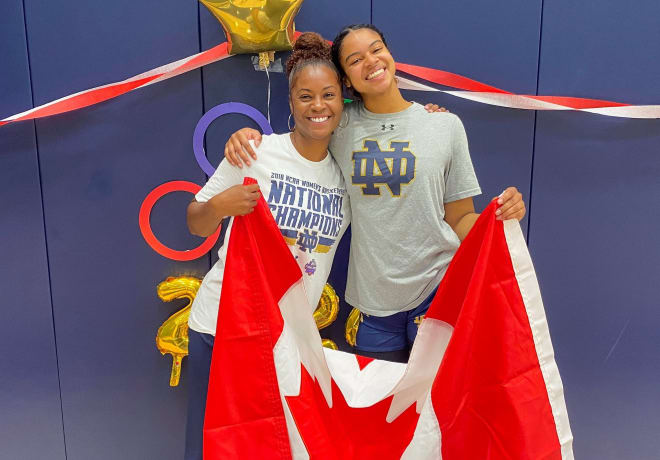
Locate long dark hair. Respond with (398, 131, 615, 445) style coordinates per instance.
(330, 24, 389, 99)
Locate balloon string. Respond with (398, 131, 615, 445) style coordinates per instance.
(265, 65, 271, 123)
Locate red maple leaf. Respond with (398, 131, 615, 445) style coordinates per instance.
(285, 364, 421, 459)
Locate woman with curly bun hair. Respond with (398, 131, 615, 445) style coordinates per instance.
(182, 32, 350, 460)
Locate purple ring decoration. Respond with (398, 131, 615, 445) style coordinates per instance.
(193, 102, 273, 176)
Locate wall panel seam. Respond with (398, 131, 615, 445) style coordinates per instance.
(527, 0, 546, 245)
(22, 0, 68, 458)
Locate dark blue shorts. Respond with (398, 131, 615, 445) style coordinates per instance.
(354, 287, 438, 353)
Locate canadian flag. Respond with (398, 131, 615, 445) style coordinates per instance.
(203, 178, 573, 459)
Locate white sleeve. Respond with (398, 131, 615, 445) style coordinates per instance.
(195, 158, 245, 203)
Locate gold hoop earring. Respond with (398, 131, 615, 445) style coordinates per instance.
(288, 113, 295, 131)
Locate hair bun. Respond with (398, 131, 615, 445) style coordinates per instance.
(293, 32, 330, 55)
(286, 32, 332, 77)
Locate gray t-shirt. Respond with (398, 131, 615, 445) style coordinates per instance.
(329, 102, 481, 316)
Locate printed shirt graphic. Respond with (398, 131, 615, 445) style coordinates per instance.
(351, 139, 416, 196)
(266, 172, 345, 254)
(330, 102, 481, 316)
(188, 133, 349, 335)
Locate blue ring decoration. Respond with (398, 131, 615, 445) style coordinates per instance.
(193, 102, 273, 176)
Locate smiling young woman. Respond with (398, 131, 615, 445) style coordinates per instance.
(332, 25, 409, 114)
(288, 63, 344, 161)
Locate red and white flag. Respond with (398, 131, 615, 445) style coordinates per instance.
(203, 178, 573, 459)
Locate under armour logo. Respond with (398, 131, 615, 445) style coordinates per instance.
(351, 140, 416, 196)
(381, 124, 395, 131)
(296, 229, 319, 252)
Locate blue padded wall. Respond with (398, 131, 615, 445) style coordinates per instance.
(22, 0, 207, 458)
(0, 2, 66, 459)
(530, 1, 660, 458)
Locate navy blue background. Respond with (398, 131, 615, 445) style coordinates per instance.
(1, 0, 658, 458)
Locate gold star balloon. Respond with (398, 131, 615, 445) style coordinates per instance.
(200, 0, 305, 55)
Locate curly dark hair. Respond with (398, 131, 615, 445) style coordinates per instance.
(286, 32, 340, 89)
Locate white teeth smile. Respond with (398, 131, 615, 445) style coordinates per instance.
(367, 68, 385, 80)
(310, 117, 329, 122)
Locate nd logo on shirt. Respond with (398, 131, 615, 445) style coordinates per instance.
(351, 140, 416, 196)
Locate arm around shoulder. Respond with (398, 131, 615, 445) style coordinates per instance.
(224, 128, 263, 168)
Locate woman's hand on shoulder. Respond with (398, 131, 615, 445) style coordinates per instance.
(494, 187, 526, 221)
(424, 103, 449, 113)
(224, 128, 263, 168)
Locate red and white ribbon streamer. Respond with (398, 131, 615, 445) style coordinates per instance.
(2, 38, 659, 125)
(396, 63, 660, 119)
(0, 43, 229, 127)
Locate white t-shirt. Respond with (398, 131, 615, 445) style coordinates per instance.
(189, 133, 350, 335)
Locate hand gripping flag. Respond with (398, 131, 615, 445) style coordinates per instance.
(204, 178, 573, 459)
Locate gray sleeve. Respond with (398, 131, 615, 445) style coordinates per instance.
(444, 115, 481, 203)
(343, 193, 351, 227)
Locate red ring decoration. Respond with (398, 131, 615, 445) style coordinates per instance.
(139, 180, 221, 261)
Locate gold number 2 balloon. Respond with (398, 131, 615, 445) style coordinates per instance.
(155, 276, 202, 386)
(345, 307, 361, 347)
(199, 0, 305, 55)
(315, 283, 340, 350)
(156, 277, 340, 385)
